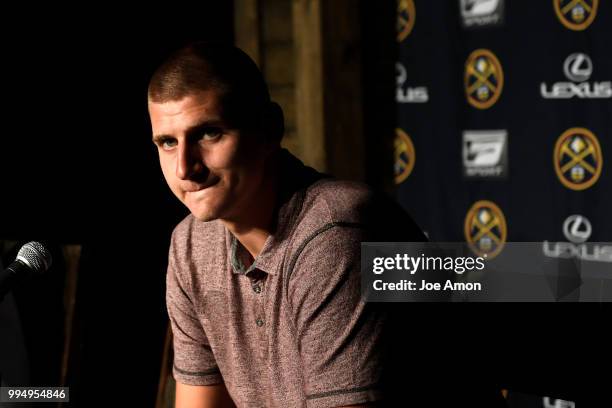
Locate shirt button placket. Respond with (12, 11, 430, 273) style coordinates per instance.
(253, 280, 265, 327)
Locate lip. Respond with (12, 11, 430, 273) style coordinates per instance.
(183, 178, 220, 193)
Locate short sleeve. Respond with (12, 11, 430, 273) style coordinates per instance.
(166, 234, 223, 386)
(288, 225, 386, 408)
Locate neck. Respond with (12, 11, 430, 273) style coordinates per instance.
(221, 153, 280, 259)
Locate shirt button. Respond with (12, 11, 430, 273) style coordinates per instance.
(253, 284, 262, 294)
(255, 318, 264, 327)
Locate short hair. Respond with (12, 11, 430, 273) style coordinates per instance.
(148, 42, 272, 129)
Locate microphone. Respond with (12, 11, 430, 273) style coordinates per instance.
(0, 241, 52, 301)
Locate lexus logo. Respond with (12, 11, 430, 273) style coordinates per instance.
(544, 215, 612, 263)
(563, 53, 592, 82)
(396, 63, 407, 85)
(563, 215, 592, 243)
(542, 54, 610, 99)
(396, 62, 429, 103)
(543, 397, 575, 408)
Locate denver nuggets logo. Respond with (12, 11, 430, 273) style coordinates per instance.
(464, 49, 504, 109)
(464, 200, 507, 258)
(394, 128, 416, 184)
(554, 127, 603, 190)
(554, 0, 599, 31)
(397, 0, 416, 42)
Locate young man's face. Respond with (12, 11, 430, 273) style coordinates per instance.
(149, 89, 271, 222)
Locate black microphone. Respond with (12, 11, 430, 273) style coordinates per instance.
(0, 241, 52, 302)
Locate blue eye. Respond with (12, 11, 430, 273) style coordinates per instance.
(157, 138, 177, 150)
(202, 129, 222, 140)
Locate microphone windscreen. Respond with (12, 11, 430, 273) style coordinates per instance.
(16, 242, 52, 274)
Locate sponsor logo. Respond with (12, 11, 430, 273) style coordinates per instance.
(554, 0, 598, 31)
(543, 398, 575, 408)
(459, 0, 504, 28)
(464, 49, 504, 109)
(564, 52, 592, 82)
(563, 215, 592, 243)
(541, 53, 612, 99)
(394, 128, 416, 184)
(543, 215, 612, 263)
(397, 0, 416, 42)
(465, 200, 507, 258)
(396, 62, 428, 103)
(462, 130, 508, 178)
(553, 127, 603, 191)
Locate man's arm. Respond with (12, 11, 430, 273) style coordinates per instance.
(288, 225, 386, 407)
(175, 383, 236, 408)
(174, 384, 368, 408)
(166, 231, 227, 403)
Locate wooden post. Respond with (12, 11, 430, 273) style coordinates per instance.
(155, 325, 174, 408)
(293, 0, 364, 181)
(235, 0, 365, 180)
(292, 0, 327, 172)
(234, 0, 262, 66)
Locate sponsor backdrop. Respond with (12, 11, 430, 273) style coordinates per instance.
(394, 1, 610, 404)
(395, 0, 611, 264)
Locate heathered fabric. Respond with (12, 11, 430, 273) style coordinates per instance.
(166, 151, 393, 407)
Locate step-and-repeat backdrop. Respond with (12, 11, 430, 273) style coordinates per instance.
(395, 0, 611, 261)
(394, 1, 610, 404)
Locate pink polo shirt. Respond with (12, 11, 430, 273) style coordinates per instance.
(166, 151, 421, 407)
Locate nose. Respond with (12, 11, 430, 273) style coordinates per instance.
(176, 141, 206, 180)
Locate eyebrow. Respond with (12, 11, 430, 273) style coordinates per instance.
(152, 118, 226, 143)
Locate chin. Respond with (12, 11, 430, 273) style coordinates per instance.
(182, 196, 222, 222)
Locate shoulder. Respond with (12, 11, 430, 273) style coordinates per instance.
(299, 178, 374, 226)
(286, 178, 426, 257)
(169, 215, 226, 271)
(283, 180, 373, 269)
(283, 182, 371, 303)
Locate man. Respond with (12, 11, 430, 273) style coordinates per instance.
(148, 42, 425, 407)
